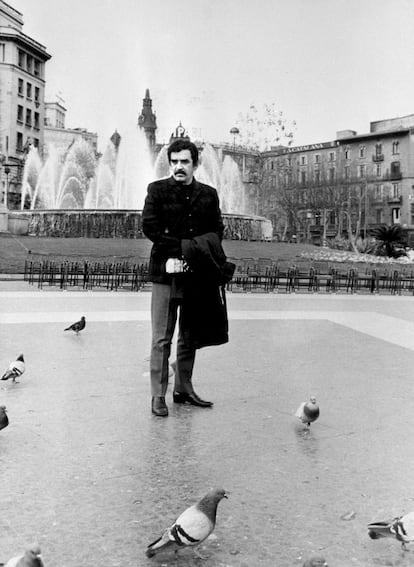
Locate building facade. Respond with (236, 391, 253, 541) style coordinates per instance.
(260, 115, 414, 245)
(44, 99, 98, 159)
(0, 0, 50, 208)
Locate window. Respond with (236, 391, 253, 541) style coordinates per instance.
(17, 105, 23, 123)
(33, 138, 39, 148)
(358, 164, 366, 178)
(300, 155, 307, 165)
(34, 59, 41, 77)
(314, 170, 321, 184)
(391, 161, 401, 178)
(329, 151, 336, 162)
(18, 49, 25, 68)
(345, 149, 351, 160)
(57, 111, 65, 128)
(392, 183, 401, 198)
(16, 132, 23, 151)
(25, 108, 32, 126)
(392, 141, 400, 154)
(314, 154, 320, 164)
(375, 143, 382, 156)
(26, 54, 33, 74)
(301, 171, 306, 185)
(411, 203, 414, 225)
(270, 161, 274, 170)
(329, 167, 336, 182)
(375, 185, 383, 200)
(376, 164, 382, 177)
(376, 209, 384, 224)
(26, 82, 32, 99)
(392, 208, 401, 224)
(0, 43, 5, 62)
(34, 86, 40, 102)
(287, 156, 292, 167)
(34, 112, 39, 129)
(344, 166, 350, 180)
(18, 79, 24, 96)
(359, 145, 366, 158)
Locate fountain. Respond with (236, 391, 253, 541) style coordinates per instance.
(11, 129, 272, 240)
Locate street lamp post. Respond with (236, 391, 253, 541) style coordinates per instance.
(3, 164, 10, 209)
(229, 127, 240, 151)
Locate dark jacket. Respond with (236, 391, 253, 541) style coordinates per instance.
(181, 233, 236, 349)
(142, 176, 224, 284)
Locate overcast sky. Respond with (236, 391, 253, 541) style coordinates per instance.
(10, 0, 414, 152)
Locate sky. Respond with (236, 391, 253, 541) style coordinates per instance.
(9, 0, 414, 152)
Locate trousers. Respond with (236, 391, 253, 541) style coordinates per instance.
(150, 282, 196, 397)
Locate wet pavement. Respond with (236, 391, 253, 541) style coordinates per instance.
(1, 286, 414, 566)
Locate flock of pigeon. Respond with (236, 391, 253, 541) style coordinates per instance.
(0, 318, 86, 567)
(1, 314, 412, 565)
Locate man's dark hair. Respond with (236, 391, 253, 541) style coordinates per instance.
(167, 139, 199, 166)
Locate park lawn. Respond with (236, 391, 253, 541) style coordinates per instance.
(0, 234, 319, 274)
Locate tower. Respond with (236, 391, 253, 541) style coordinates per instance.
(138, 89, 157, 147)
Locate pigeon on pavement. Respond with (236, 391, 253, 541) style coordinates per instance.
(64, 316, 86, 334)
(146, 488, 228, 559)
(302, 557, 329, 567)
(0, 406, 8, 430)
(295, 396, 320, 428)
(1, 354, 25, 383)
(3, 544, 44, 567)
(368, 511, 414, 550)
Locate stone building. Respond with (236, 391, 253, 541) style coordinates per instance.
(260, 115, 414, 245)
(44, 99, 98, 159)
(0, 0, 50, 208)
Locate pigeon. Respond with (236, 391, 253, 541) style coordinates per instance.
(302, 557, 329, 567)
(368, 511, 414, 550)
(1, 354, 25, 383)
(64, 316, 86, 334)
(3, 544, 44, 567)
(146, 488, 228, 559)
(295, 396, 320, 428)
(0, 406, 8, 430)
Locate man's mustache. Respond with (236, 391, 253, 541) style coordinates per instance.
(174, 170, 185, 175)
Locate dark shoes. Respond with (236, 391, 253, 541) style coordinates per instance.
(173, 391, 213, 408)
(151, 396, 168, 417)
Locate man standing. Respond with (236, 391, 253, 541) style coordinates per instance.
(142, 139, 226, 417)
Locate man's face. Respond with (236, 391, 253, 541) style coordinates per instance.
(169, 150, 196, 185)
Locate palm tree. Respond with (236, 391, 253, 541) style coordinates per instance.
(370, 224, 407, 258)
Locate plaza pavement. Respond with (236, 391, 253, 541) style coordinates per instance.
(1, 284, 414, 566)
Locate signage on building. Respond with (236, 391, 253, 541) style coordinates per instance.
(274, 140, 339, 155)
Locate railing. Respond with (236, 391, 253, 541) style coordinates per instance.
(387, 195, 402, 204)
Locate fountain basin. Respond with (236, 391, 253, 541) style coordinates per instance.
(8, 210, 273, 241)
(8, 212, 30, 235)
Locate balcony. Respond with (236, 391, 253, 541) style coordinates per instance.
(387, 195, 402, 204)
(372, 154, 384, 162)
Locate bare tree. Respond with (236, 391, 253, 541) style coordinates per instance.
(235, 103, 296, 151)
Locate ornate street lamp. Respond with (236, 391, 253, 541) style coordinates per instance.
(2, 162, 20, 209)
